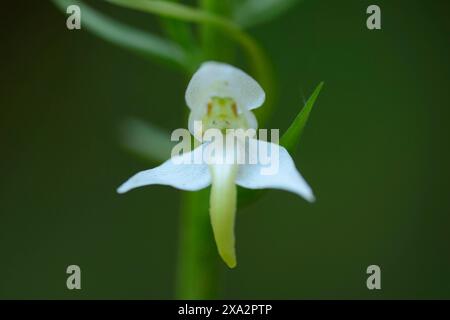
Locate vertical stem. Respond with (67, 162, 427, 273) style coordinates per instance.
(176, 189, 219, 299)
(175, 0, 236, 300)
(159, 0, 195, 49)
(159, 0, 202, 68)
(199, 0, 235, 62)
(198, 0, 274, 126)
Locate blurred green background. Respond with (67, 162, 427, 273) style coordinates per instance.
(0, 0, 449, 299)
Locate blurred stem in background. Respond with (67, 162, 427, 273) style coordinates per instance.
(176, 0, 233, 300)
(199, 0, 235, 62)
(158, 0, 197, 52)
(176, 190, 218, 299)
(105, 0, 274, 115)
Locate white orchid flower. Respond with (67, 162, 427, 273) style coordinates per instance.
(117, 61, 315, 268)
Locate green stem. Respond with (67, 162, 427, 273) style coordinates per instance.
(199, 0, 234, 62)
(175, 190, 218, 299)
(176, 0, 234, 299)
(159, 0, 196, 50)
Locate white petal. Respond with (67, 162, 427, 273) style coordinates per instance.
(235, 139, 315, 202)
(117, 145, 211, 193)
(185, 61, 265, 113)
(243, 110, 258, 130)
(187, 110, 203, 140)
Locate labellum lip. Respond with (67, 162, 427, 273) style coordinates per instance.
(209, 160, 238, 268)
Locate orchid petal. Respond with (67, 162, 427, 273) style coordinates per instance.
(117, 145, 210, 193)
(187, 108, 205, 140)
(235, 139, 315, 202)
(185, 61, 265, 113)
(242, 110, 258, 130)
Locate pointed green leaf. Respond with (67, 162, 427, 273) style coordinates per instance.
(51, 0, 191, 71)
(281, 82, 324, 152)
(238, 82, 323, 208)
